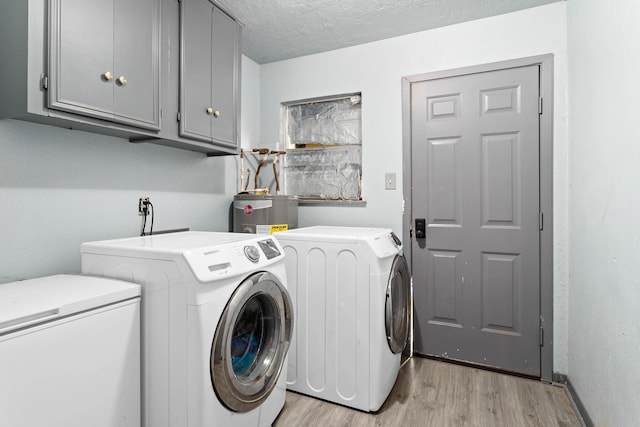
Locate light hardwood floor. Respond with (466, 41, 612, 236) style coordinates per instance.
(274, 357, 582, 426)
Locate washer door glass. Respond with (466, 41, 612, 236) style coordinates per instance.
(385, 254, 411, 354)
(210, 271, 293, 412)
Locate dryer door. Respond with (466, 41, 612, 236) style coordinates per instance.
(385, 254, 411, 354)
(210, 271, 293, 412)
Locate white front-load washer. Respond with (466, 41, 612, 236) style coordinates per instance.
(274, 226, 410, 412)
(81, 231, 293, 427)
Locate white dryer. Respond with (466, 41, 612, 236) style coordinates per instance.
(81, 232, 293, 427)
(274, 226, 410, 412)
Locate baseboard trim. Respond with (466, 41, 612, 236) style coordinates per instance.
(552, 372, 567, 384)
(553, 373, 594, 427)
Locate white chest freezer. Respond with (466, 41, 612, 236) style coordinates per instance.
(0, 274, 141, 427)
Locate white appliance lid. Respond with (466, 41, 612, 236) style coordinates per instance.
(274, 226, 392, 243)
(0, 274, 140, 335)
(81, 231, 257, 256)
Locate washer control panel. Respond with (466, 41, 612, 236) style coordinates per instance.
(182, 236, 285, 283)
(257, 238, 282, 260)
(243, 238, 282, 263)
(244, 245, 261, 263)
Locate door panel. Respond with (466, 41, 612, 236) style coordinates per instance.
(210, 271, 293, 412)
(211, 6, 238, 146)
(429, 250, 461, 326)
(386, 254, 411, 354)
(113, 0, 159, 128)
(427, 137, 462, 225)
(482, 252, 520, 333)
(181, 0, 214, 141)
(50, 0, 158, 130)
(481, 133, 520, 227)
(412, 65, 541, 376)
(50, 0, 114, 115)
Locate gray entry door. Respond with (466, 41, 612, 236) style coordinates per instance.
(411, 65, 541, 376)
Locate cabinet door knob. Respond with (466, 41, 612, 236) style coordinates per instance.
(206, 107, 213, 115)
(213, 110, 220, 118)
(116, 76, 127, 86)
(102, 71, 113, 81)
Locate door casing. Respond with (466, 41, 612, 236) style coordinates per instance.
(401, 54, 554, 382)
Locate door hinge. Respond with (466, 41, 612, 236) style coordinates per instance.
(539, 326, 544, 346)
(538, 97, 543, 115)
(41, 75, 48, 90)
(177, 111, 181, 121)
(539, 211, 543, 230)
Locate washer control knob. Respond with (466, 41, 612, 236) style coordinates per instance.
(244, 245, 260, 263)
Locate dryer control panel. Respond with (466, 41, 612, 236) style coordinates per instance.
(365, 231, 403, 260)
(389, 231, 402, 248)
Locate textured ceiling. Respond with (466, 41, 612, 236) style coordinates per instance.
(215, 0, 563, 64)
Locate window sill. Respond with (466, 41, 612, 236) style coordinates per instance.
(297, 199, 367, 207)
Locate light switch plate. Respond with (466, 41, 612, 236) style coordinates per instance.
(385, 173, 396, 190)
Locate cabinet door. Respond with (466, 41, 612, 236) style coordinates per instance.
(49, 0, 114, 117)
(211, 6, 239, 146)
(180, 0, 214, 142)
(49, 0, 160, 130)
(113, 0, 160, 129)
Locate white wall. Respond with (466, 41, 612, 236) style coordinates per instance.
(260, 3, 570, 373)
(0, 55, 262, 283)
(241, 55, 262, 150)
(567, 1, 640, 425)
(0, 121, 232, 282)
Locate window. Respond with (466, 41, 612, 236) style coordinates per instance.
(283, 93, 362, 202)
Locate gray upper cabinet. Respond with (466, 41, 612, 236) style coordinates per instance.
(0, 0, 240, 156)
(48, 0, 160, 130)
(180, 0, 240, 147)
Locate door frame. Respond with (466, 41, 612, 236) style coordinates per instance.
(401, 54, 554, 382)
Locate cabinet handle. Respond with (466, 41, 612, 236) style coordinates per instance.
(102, 71, 113, 81)
(213, 110, 220, 118)
(206, 107, 213, 115)
(116, 76, 127, 86)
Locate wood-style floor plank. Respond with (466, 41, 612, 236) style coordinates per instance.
(274, 357, 582, 427)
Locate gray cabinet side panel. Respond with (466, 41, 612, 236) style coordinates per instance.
(26, 0, 49, 116)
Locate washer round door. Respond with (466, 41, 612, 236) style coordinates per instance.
(385, 254, 411, 354)
(210, 271, 294, 412)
